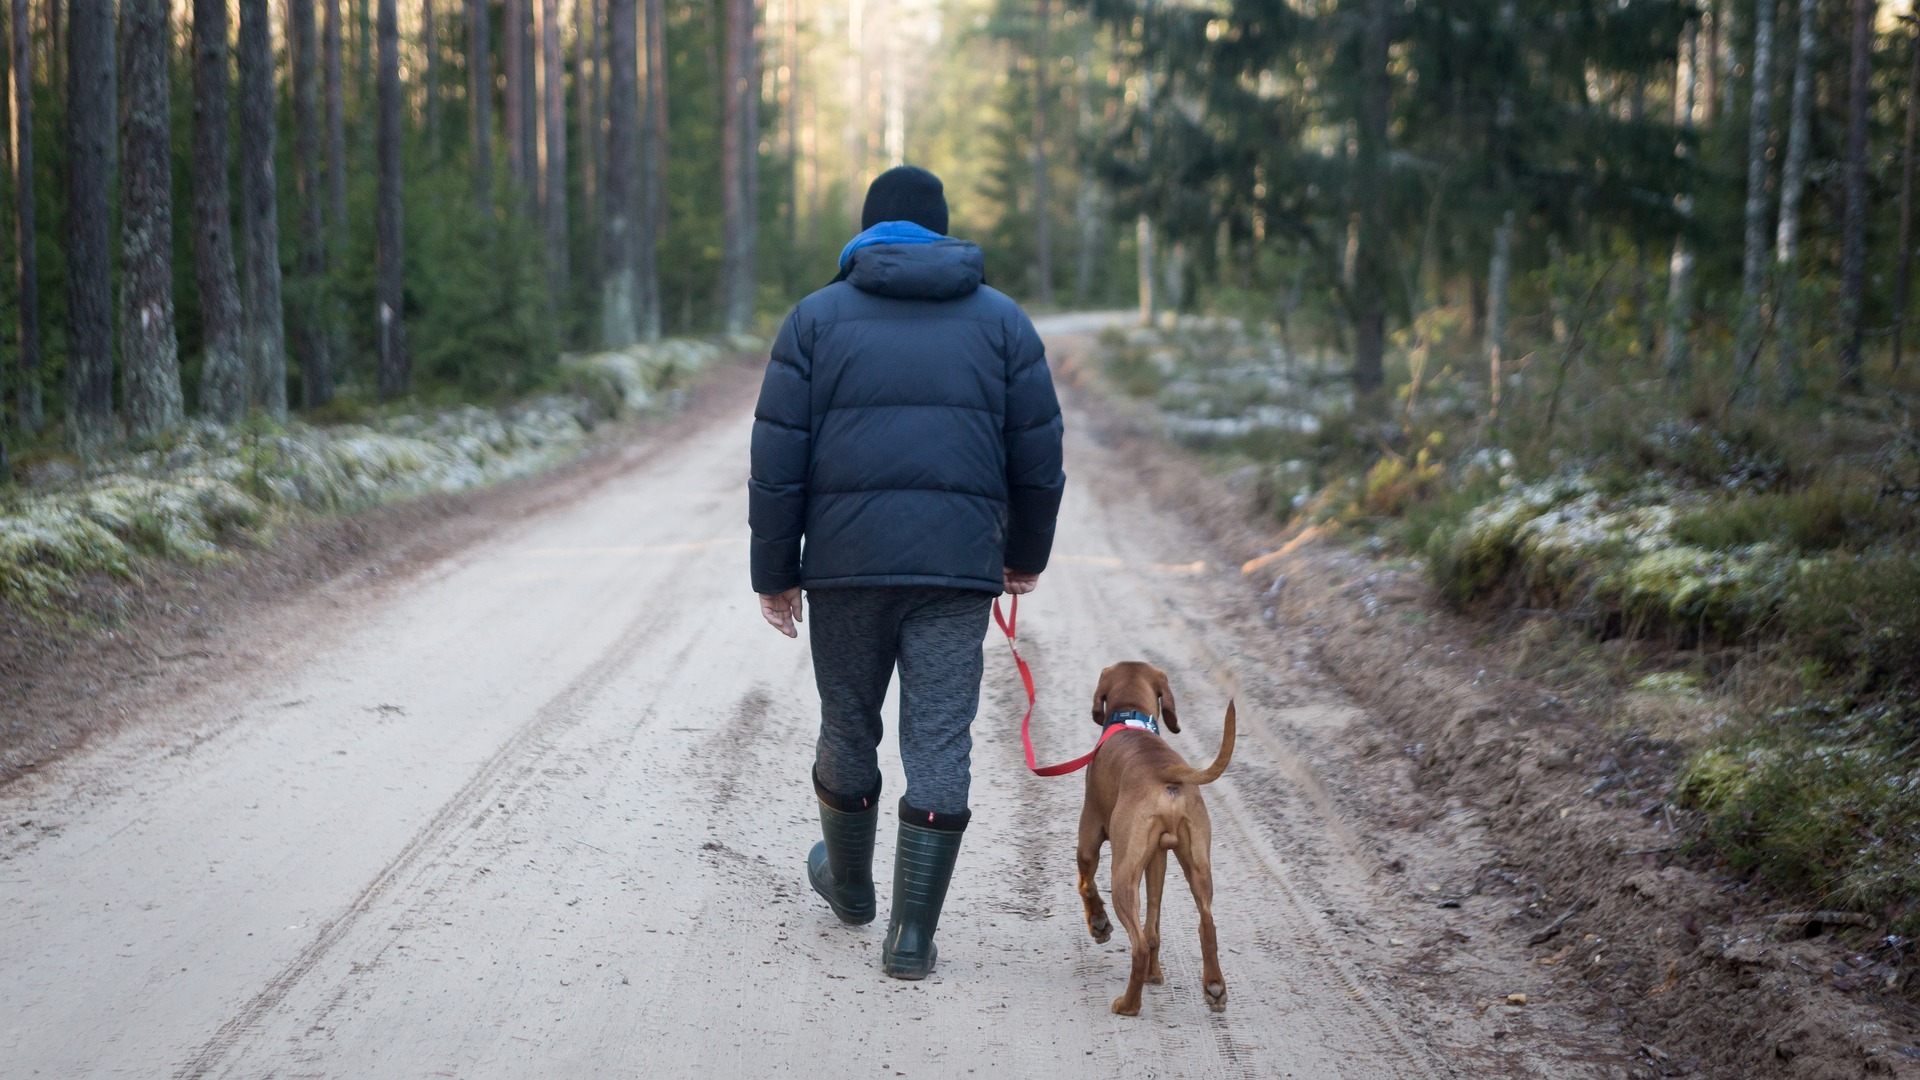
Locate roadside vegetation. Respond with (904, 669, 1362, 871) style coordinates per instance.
(1093, 317, 1920, 933)
(0, 338, 744, 619)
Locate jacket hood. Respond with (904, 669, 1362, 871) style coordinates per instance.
(842, 239, 984, 301)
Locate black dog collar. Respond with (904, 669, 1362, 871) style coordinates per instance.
(1104, 709, 1161, 736)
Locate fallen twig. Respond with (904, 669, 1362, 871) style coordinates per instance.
(1760, 910, 1876, 930)
(1528, 905, 1582, 946)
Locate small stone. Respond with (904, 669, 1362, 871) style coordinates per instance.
(1506, 993, 1528, 1006)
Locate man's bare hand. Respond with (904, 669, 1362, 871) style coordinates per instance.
(1003, 569, 1040, 595)
(759, 588, 804, 638)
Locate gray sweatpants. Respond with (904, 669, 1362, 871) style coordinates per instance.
(807, 586, 994, 816)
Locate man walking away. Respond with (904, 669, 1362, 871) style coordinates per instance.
(749, 166, 1066, 979)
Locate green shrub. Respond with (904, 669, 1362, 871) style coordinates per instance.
(1671, 488, 1913, 554)
(1779, 553, 1920, 694)
(1679, 698, 1920, 929)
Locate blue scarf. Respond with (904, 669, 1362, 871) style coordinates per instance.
(838, 220, 945, 270)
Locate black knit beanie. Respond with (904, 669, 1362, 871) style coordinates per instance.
(860, 166, 949, 235)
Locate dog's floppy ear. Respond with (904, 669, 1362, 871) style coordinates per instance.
(1152, 668, 1180, 733)
(1092, 665, 1113, 726)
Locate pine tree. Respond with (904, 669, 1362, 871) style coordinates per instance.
(639, 0, 663, 340)
(1734, 0, 1776, 386)
(11, 0, 41, 434)
(65, 0, 115, 452)
(1838, 0, 1875, 390)
(291, 0, 333, 406)
(376, 0, 407, 395)
(239, 0, 288, 414)
(600, 0, 638, 345)
(543, 0, 568, 306)
(118, 0, 184, 438)
(719, 0, 757, 333)
(468, 0, 492, 212)
(192, 0, 250, 421)
(326, 0, 347, 230)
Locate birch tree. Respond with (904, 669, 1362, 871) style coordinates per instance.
(1772, 0, 1816, 399)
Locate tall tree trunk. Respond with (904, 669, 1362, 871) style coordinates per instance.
(1838, 0, 1875, 390)
(239, 0, 287, 414)
(192, 0, 249, 421)
(593, 0, 609, 225)
(1484, 208, 1515, 426)
(291, 0, 332, 407)
(600, 0, 638, 346)
(45, 0, 60, 107)
(1665, 19, 1699, 382)
(505, 0, 526, 193)
(575, 0, 596, 276)
(719, 0, 754, 333)
(1773, 0, 1816, 397)
(542, 0, 567, 306)
(638, 0, 663, 339)
(118, 0, 184, 438)
(376, 0, 406, 396)
(424, 0, 439, 159)
(519, 0, 537, 215)
(1350, 0, 1390, 401)
(1895, 22, 1920, 374)
(1031, 0, 1052, 304)
(326, 0, 346, 230)
(65, 0, 114, 451)
(468, 0, 492, 211)
(1734, 0, 1775, 386)
(1136, 217, 1155, 323)
(1702, 0, 1720, 125)
(740, 0, 758, 322)
(11, 0, 41, 434)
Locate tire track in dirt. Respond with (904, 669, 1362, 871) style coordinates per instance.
(173, 538, 721, 1079)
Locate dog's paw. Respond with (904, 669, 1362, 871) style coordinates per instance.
(1205, 981, 1228, 1012)
(1087, 914, 1111, 944)
(1111, 996, 1141, 1017)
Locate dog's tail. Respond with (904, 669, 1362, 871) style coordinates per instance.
(1159, 700, 1235, 786)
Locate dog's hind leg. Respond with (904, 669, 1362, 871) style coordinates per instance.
(1144, 846, 1167, 985)
(1108, 847, 1151, 1016)
(1075, 809, 1111, 944)
(1176, 835, 1227, 1012)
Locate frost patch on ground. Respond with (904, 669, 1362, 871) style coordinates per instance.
(1, 339, 747, 612)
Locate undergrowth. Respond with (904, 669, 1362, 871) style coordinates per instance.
(0, 338, 746, 617)
(1095, 316, 1920, 931)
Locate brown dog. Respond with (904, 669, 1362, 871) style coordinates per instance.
(1076, 661, 1236, 1015)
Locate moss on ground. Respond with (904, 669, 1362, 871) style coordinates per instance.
(1093, 319, 1920, 930)
(0, 339, 742, 615)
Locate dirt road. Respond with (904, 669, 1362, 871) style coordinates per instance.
(2, 318, 1550, 1078)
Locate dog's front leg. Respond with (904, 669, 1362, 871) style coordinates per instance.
(1075, 813, 1111, 944)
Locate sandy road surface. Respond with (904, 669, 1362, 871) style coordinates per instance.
(4, 316, 1465, 1079)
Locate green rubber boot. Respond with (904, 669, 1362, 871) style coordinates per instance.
(807, 779, 880, 926)
(882, 800, 968, 980)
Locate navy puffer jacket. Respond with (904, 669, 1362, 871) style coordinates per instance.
(749, 239, 1066, 595)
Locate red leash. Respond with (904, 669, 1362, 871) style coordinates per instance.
(992, 595, 1132, 777)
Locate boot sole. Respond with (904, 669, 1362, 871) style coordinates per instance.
(882, 944, 937, 980)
